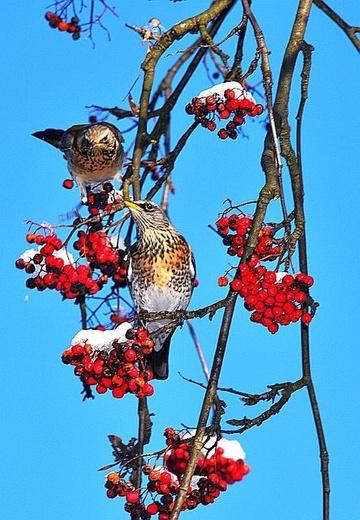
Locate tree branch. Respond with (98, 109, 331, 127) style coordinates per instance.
(313, 0, 360, 52)
(169, 291, 238, 520)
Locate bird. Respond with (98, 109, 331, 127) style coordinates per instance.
(32, 122, 124, 198)
(125, 17, 166, 51)
(125, 200, 196, 379)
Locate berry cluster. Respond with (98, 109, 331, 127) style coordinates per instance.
(15, 232, 107, 299)
(185, 81, 263, 139)
(62, 327, 155, 399)
(104, 428, 249, 519)
(45, 12, 81, 40)
(230, 266, 314, 333)
(216, 214, 281, 262)
(215, 211, 315, 333)
(164, 428, 249, 484)
(105, 472, 138, 499)
(73, 228, 127, 287)
(85, 183, 122, 215)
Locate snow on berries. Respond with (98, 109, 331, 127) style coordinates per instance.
(62, 324, 155, 399)
(104, 428, 249, 518)
(15, 226, 127, 300)
(215, 211, 316, 333)
(185, 81, 264, 139)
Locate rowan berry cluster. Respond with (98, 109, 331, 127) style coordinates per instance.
(63, 180, 122, 213)
(45, 12, 81, 39)
(104, 427, 249, 519)
(185, 81, 263, 139)
(164, 428, 249, 484)
(62, 327, 155, 399)
(216, 213, 281, 261)
(16, 223, 127, 300)
(15, 231, 106, 299)
(73, 228, 127, 287)
(230, 266, 314, 333)
(215, 212, 315, 333)
(85, 183, 122, 215)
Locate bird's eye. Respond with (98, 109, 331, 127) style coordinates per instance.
(144, 201, 154, 212)
(100, 135, 109, 143)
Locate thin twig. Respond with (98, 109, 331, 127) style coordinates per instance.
(313, 0, 360, 52)
(296, 40, 330, 520)
(186, 320, 211, 381)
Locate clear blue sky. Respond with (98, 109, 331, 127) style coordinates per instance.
(1, 1, 359, 519)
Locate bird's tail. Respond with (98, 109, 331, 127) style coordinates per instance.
(146, 331, 173, 380)
(32, 128, 65, 149)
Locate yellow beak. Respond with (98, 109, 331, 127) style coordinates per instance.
(124, 200, 141, 210)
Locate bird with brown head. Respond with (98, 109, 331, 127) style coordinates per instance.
(32, 122, 124, 197)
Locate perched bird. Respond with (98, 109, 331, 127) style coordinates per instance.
(32, 122, 124, 197)
(125, 200, 196, 379)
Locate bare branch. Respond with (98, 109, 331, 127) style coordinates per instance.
(313, 0, 360, 51)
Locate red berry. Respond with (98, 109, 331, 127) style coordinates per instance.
(275, 293, 287, 304)
(147, 503, 159, 515)
(62, 179, 74, 189)
(283, 302, 295, 314)
(301, 312, 312, 325)
(294, 291, 307, 303)
(206, 120, 217, 132)
(66, 24, 77, 33)
(96, 384, 107, 394)
(245, 294, 258, 307)
(217, 479, 228, 491)
(142, 383, 155, 396)
(112, 387, 126, 399)
(58, 21, 69, 31)
(217, 276, 228, 287)
(217, 129, 229, 139)
(225, 98, 240, 111)
(205, 95, 217, 105)
(233, 115, 245, 125)
(272, 306, 283, 318)
(160, 471, 172, 483)
(26, 232, 36, 243)
(257, 289, 268, 301)
(304, 275, 314, 287)
(206, 104, 217, 112)
(230, 278, 242, 292)
(126, 491, 140, 504)
(106, 488, 117, 499)
(264, 271, 276, 284)
(268, 323, 279, 334)
(219, 109, 231, 120)
(283, 274, 294, 285)
(124, 349, 137, 362)
(224, 88, 235, 100)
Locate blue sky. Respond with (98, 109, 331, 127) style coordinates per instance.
(1, 1, 360, 519)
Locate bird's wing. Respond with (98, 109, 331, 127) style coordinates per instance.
(60, 124, 88, 151)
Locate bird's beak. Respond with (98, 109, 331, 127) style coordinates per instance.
(124, 200, 141, 211)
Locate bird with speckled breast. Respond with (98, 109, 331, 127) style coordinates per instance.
(125, 200, 196, 380)
(32, 122, 124, 198)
